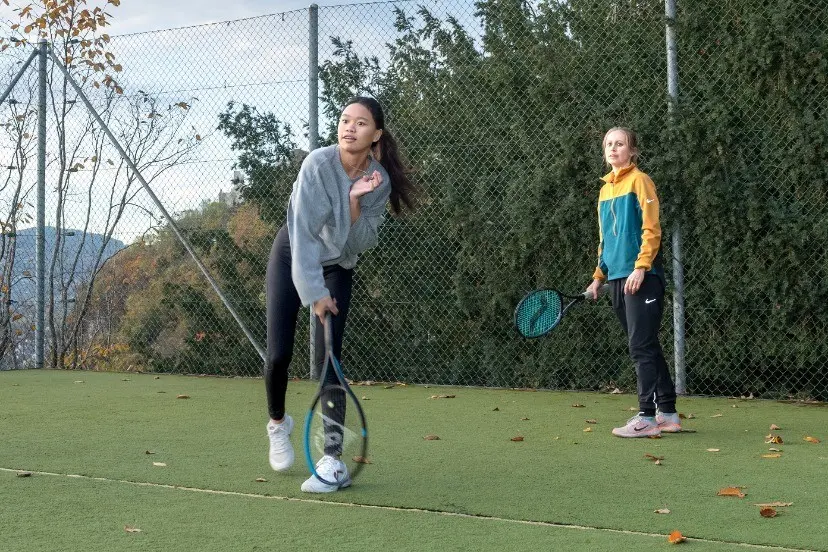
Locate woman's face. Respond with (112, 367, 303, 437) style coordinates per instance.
(604, 129, 635, 170)
(338, 103, 382, 153)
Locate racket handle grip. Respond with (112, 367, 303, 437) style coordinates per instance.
(583, 284, 610, 299)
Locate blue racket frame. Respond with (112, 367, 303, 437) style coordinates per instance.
(303, 312, 368, 486)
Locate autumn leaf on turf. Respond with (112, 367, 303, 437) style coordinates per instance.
(521, 417, 530, 421)
(430, 394, 455, 399)
(144, 450, 155, 455)
(16, 471, 32, 477)
(655, 508, 671, 514)
(423, 435, 440, 440)
(176, 394, 190, 399)
(668, 530, 686, 544)
(124, 525, 142, 533)
(492, 407, 500, 411)
(383, 385, 395, 389)
(765, 434, 783, 444)
(571, 404, 585, 408)
(255, 478, 267, 482)
(706, 448, 720, 452)
(759, 507, 777, 518)
(710, 413, 723, 418)
(717, 487, 746, 498)
(804, 436, 821, 444)
(644, 454, 664, 462)
(152, 462, 166, 467)
(583, 427, 592, 432)
(770, 424, 781, 430)
(755, 502, 793, 507)
(585, 419, 597, 424)
(761, 453, 782, 458)
(353, 456, 372, 464)
(510, 436, 524, 442)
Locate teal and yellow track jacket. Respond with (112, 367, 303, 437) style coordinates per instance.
(592, 164, 664, 282)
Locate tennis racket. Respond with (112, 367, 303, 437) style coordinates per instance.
(514, 283, 609, 339)
(302, 312, 368, 488)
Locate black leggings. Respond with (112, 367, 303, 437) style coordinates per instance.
(264, 225, 353, 420)
(610, 274, 677, 414)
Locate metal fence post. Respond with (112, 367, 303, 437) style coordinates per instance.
(665, 0, 686, 394)
(308, 3, 321, 380)
(36, 40, 47, 370)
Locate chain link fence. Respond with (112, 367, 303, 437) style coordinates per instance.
(0, 0, 825, 401)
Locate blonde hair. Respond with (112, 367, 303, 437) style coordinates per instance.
(602, 127, 640, 166)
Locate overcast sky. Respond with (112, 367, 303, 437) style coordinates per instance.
(0, 0, 385, 36)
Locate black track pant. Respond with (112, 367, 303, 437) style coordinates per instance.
(610, 274, 677, 414)
(264, 225, 353, 420)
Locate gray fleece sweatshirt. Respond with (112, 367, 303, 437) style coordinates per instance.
(287, 145, 390, 306)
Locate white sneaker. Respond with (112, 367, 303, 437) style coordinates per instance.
(267, 415, 294, 472)
(300, 455, 351, 493)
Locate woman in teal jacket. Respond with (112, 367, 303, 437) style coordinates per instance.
(586, 127, 680, 438)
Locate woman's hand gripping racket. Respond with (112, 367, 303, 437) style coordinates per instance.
(514, 283, 609, 338)
(303, 312, 368, 488)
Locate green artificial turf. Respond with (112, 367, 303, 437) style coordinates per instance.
(1, 370, 826, 551)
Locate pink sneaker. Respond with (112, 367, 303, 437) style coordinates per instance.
(655, 412, 682, 433)
(612, 415, 661, 438)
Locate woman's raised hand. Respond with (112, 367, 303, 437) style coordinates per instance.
(349, 170, 382, 199)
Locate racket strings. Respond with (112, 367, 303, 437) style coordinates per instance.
(516, 291, 562, 337)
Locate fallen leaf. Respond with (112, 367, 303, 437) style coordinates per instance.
(124, 525, 142, 533)
(644, 454, 664, 462)
(423, 435, 440, 440)
(571, 404, 585, 408)
(668, 530, 686, 544)
(686, 413, 696, 419)
(583, 427, 592, 432)
(754, 502, 793, 507)
(122, 378, 130, 382)
(710, 413, 723, 418)
(492, 407, 500, 411)
(770, 424, 781, 430)
(430, 394, 456, 399)
(804, 436, 821, 444)
(361, 396, 370, 400)
(765, 434, 783, 444)
(255, 477, 267, 482)
(761, 453, 782, 458)
(511, 436, 525, 442)
(610, 388, 623, 394)
(16, 471, 32, 477)
(648, 434, 662, 439)
(655, 459, 663, 465)
(521, 417, 530, 421)
(759, 507, 777, 518)
(154, 376, 160, 380)
(717, 487, 746, 498)
(768, 448, 781, 452)
(627, 406, 638, 411)
(655, 508, 671, 514)
(585, 419, 598, 424)
(144, 450, 155, 455)
(73, 380, 84, 384)
(176, 394, 190, 399)
(383, 385, 395, 389)
(706, 448, 720, 452)
(353, 456, 372, 464)
(152, 462, 166, 467)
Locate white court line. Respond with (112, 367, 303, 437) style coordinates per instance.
(1, 467, 822, 552)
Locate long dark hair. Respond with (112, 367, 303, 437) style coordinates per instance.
(345, 96, 416, 215)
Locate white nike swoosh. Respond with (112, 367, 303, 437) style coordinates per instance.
(645, 298, 656, 304)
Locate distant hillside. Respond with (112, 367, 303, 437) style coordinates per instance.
(9, 227, 125, 304)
